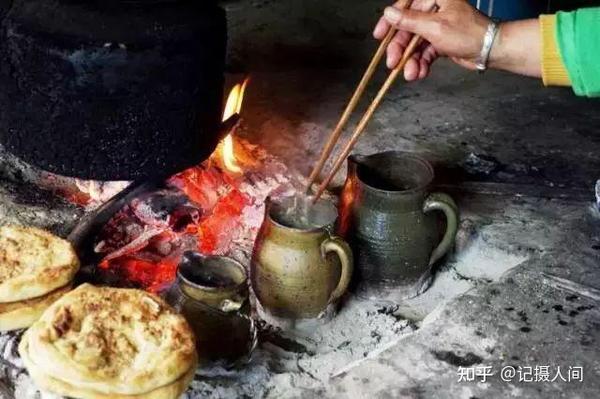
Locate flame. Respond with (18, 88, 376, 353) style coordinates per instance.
(221, 79, 249, 173)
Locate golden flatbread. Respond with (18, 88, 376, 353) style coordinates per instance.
(20, 335, 196, 399)
(0, 225, 79, 302)
(21, 284, 197, 396)
(0, 284, 71, 331)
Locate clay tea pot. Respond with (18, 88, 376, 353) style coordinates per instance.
(338, 151, 458, 298)
(166, 251, 256, 365)
(251, 196, 353, 320)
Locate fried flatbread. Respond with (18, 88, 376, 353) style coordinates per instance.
(0, 284, 71, 331)
(21, 284, 197, 396)
(20, 335, 197, 399)
(0, 225, 79, 302)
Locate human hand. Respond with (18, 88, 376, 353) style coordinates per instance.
(373, 0, 492, 80)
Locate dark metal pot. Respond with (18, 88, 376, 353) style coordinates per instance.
(0, 0, 227, 180)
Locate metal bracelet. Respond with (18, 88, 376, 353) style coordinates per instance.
(475, 20, 500, 73)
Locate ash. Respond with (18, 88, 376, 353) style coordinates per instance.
(184, 297, 416, 399)
(0, 331, 50, 399)
(0, 299, 416, 399)
(0, 135, 418, 399)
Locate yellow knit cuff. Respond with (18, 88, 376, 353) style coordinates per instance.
(540, 14, 571, 87)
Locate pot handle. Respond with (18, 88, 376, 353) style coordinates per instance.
(321, 236, 354, 304)
(423, 192, 459, 266)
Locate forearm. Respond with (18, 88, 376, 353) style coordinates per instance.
(377, 1, 599, 96)
(489, 19, 542, 78)
(489, 8, 600, 97)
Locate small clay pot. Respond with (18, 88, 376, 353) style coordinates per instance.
(166, 252, 255, 365)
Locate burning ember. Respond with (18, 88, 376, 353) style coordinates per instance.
(81, 81, 308, 292)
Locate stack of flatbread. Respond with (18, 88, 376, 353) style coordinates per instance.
(0, 225, 79, 331)
(19, 284, 198, 399)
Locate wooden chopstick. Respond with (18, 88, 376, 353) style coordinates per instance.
(312, 32, 425, 203)
(304, 28, 396, 194)
(305, 0, 413, 194)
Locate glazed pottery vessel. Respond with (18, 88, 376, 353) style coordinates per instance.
(166, 251, 256, 365)
(251, 196, 353, 320)
(338, 151, 458, 298)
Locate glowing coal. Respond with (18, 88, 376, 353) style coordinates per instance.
(58, 82, 320, 292)
(93, 136, 306, 292)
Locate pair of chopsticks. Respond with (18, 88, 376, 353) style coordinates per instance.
(307, 1, 437, 203)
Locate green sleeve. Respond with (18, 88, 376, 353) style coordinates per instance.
(556, 8, 600, 97)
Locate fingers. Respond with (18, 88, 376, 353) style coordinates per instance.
(373, 16, 390, 39)
(393, 29, 413, 48)
(373, 0, 413, 39)
(376, 0, 441, 76)
(388, 32, 436, 74)
(404, 56, 420, 81)
(411, 0, 439, 12)
(386, 40, 403, 69)
(404, 44, 438, 81)
(386, 30, 411, 68)
(418, 59, 430, 79)
(375, 0, 438, 40)
(418, 44, 437, 79)
(383, 7, 440, 39)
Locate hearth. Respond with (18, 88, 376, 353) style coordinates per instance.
(63, 82, 312, 293)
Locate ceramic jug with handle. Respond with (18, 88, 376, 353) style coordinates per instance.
(166, 252, 256, 365)
(251, 196, 353, 320)
(338, 151, 458, 298)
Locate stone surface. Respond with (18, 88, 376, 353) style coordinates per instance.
(228, 0, 600, 192)
(320, 196, 600, 399)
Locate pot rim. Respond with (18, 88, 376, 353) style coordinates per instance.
(176, 253, 248, 293)
(265, 196, 336, 234)
(351, 151, 435, 196)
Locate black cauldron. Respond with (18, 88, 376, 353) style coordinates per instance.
(0, 0, 227, 181)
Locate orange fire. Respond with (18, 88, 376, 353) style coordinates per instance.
(93, 79, 254, 293)
(221, 79, 249, 173)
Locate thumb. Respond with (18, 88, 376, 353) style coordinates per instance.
(383, 7, 439, 39)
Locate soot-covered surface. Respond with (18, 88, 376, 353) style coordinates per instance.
(0, 0, 226, 180)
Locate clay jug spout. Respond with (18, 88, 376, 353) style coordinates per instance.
(348, 153, 368, 166)
(347, 154, 367, 178)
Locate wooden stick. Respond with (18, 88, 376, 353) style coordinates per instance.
(312, 33, 423, 203)
(305, 29, 395, 193)
(305, 0, 413, 194)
